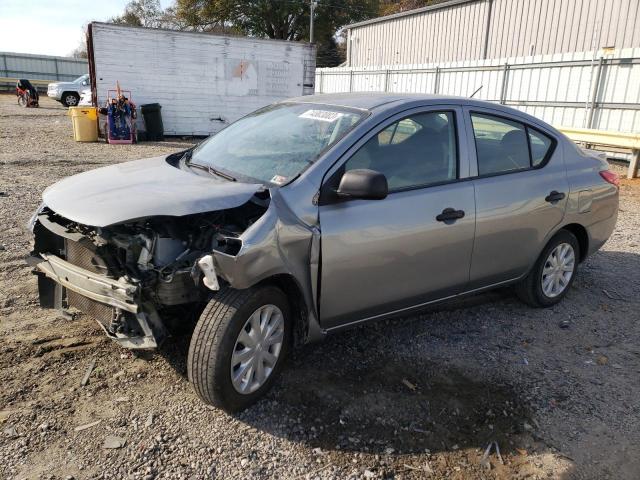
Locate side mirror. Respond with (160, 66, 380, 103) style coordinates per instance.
(336, 169, 388, 200)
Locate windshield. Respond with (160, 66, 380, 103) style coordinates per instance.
(73, 74, 88, 84)
(189, 103, 365, 184)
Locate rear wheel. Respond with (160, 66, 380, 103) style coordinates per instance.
(62, 92, 79, 107)
(515, 230, 579, 307)
(187, 285, 290, 412)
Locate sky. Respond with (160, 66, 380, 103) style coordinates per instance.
(0, 0, 172, 57)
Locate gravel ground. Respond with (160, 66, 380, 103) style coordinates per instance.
(1, 94, 639, 480)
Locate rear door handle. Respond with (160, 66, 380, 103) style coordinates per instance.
(545, 191, 566, 203)
(436, 208, 465, 222)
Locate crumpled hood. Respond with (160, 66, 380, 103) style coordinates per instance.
(42, 156, 262, 227)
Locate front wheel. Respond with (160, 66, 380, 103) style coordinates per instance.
(62, 92, 79, 107)
(515, 230, 580, 307)
(17, 95, 27, 107)
(188, 285, 291, 412)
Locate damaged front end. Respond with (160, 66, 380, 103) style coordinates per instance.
(28, 198, 268, 349)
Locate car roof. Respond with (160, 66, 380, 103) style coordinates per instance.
(286, 92, 437, 110)
(287, 92, 512, 110)
(286, 93, 559, 133)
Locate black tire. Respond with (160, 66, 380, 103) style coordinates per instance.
(515, 230, 580, 307)
(62, 92, 79, 107)
(187, 285, 291, 412)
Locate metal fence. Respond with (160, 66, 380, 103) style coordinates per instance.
(315, 48, 640, 135)
(0, 51, 87, 86)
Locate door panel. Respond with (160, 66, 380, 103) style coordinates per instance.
(467, 109, 569, 288)
(319, 183, 475, 328)
(317, 107, 474, 329)
(470, 169, 568, 287)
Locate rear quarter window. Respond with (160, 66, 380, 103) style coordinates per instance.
(528, 129, 554, 166)
(471, 112, 556, 176)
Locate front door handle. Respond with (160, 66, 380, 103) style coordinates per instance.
(545, 191, 566, 203)
(436, 208, 465, 222)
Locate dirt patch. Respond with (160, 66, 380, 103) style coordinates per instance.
(1, 94, 640, 479)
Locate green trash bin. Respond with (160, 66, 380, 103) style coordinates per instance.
(141, 103, 164, 141)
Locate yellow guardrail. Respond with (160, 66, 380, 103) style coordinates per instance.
(557, 126, 640, 179)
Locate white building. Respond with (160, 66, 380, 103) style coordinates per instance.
(344, 0, 640, 67)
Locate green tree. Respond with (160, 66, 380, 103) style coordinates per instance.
(173, 0, 379, 66)
(378, 0, 448, 16)
(108, 1, 450, 67)
(110, 0, 164, 27)
(316, 35, 343, 67)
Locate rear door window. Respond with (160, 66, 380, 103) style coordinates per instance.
(471, 114, 530, 175)
(471, 112, 555, 176)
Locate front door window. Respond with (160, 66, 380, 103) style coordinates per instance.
(344, 111, 458, 190)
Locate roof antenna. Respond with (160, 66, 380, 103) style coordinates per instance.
(470, 85, 483, 98)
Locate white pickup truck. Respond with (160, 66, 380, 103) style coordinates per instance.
(47, 74, 90, 107)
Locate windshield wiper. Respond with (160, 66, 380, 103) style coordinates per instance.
(189, 162, 237, 182)
(207, 166, 237, 182)
(184, 150, 236, 182)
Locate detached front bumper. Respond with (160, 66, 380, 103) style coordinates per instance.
(29, 253, 165, 349)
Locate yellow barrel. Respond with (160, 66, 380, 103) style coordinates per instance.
(68, 107, 98, 142)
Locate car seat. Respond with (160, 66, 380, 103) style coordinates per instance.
(498, 129, 529, 170)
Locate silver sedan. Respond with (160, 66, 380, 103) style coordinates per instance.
(30, 94, 619, 411)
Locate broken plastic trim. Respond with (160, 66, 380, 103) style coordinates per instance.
(101, 303, 165, 350)
(197, 255, 220, 291)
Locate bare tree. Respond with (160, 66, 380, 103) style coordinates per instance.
(68, 24, 89, 58)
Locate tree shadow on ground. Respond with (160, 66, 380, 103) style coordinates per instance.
(158, 286, 538, 457)
(256, 354, 532, 456)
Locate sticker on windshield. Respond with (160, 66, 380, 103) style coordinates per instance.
(270, 174, 288, 185)
(299, 109, 344, 122)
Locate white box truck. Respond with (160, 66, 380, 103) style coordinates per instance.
(87, 22, 316, 136)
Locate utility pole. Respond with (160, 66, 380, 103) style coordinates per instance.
(310, 1, 317, 43)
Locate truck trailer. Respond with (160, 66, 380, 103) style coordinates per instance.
(86, 22, 316, 136)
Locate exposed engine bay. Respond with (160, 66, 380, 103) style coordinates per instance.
(29, 196, 269, 348)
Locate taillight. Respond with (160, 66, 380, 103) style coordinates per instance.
(599, 170, 620, 187)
